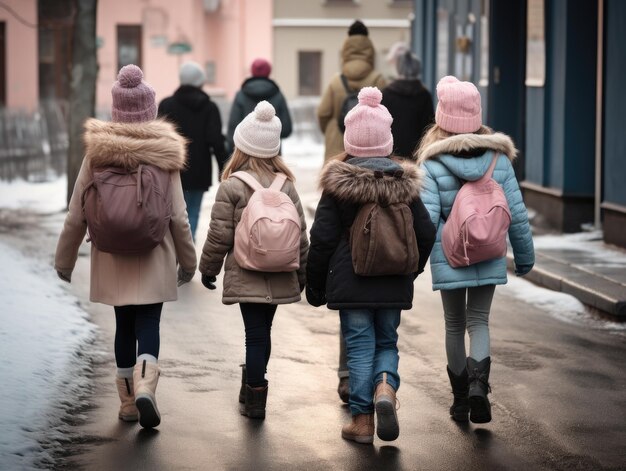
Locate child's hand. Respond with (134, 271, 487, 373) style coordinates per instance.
(177, 267, 194, 286)
(306, 286, 326, 307)
(201, 274, 217, 290)
(515, 264, 533, 276)
(57, 270, 71, 283)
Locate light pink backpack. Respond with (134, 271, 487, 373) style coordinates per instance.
(442, 155, 511, 268)
(231, 171, 301, 272)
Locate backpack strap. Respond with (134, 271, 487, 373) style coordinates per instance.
(269, 173, 288, 191)
(478, 154, 500, 182)
(340, 74, 354, 94)
(231, 171, 265, 191)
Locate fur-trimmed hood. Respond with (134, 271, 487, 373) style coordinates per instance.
(417, 132, 517, 164)
(319, 158, 423, 205)
(83, 118, 187, 170)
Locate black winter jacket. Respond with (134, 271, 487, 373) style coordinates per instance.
(381, 79, 434, 160)
(158, 86, 228, 191)
(227, 77, 292, 151)
(306, 157, 436, 310)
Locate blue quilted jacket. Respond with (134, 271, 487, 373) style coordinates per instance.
(418, 132, 534, 291)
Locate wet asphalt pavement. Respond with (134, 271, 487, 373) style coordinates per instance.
(53, 160, 626, 471)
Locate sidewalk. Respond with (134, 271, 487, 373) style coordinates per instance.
(506, 230, 626, 319)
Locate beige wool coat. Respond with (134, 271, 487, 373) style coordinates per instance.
(55, 118, 197, 306)
(317, 34, 387, 161)
(199, 166, 309, 305)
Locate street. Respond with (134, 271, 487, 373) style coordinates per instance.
(40, 151, 626, 471)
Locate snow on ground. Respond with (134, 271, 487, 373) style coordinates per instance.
(0, 175, 96, 469)
(0, 241, 96, 469)
(533, 230, 626, 267)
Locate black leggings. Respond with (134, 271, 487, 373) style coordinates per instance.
(240, 303, 277, 387)
(114, 303, 163, 368)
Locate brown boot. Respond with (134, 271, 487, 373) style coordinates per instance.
(241, 384, 268, 420)
(115, 376, 138, 422)
(374, 372, 399, 441)
(341, 414, 374, 444)
(133, 360, 161, 428)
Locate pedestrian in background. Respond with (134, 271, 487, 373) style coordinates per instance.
(199, 101, 309, 420)
(417, 75, 534, 424)
(158, 61, 228, 242)
(316, 19, 387, 404)
(317, 20, 387, 163)
(55, 65, 197, 429)
(227, 58, 292, 153)
(382, 50, 434, 161)
(306, 87, 436, 443)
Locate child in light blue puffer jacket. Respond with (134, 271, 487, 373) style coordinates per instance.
(416, 76, 534, 425)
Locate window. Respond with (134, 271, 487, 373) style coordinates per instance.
(298, 51, 322, 96)
(0, 22, 5, 107)
(526, 0, 545, 86)
(117, 25, 142, 72)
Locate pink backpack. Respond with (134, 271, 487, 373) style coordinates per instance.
(442, 155, 511, 268)
(231, 171, 301, 272)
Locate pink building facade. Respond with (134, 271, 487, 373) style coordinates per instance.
(0, 0, 272, 112)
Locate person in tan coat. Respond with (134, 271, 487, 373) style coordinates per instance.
(317, 20, 387, 162)
(199, 101, 309, 420)
(55, 65, 197, 429)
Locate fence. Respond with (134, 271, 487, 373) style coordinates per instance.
(0, 100, 69, 182)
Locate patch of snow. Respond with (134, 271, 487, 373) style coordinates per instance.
(0, 241, 96, 469)
(0, 176, 67, 213)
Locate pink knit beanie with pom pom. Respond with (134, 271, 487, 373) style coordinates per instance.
(343, 87, 393, 158)
(435, 75, 482, 133)
(111, 64, 157, 123)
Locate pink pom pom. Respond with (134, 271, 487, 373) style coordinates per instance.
(117, 64, 143, 88)
(358, 87, 382, 107)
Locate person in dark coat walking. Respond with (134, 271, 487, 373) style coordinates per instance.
(226, 58, 292, 152)
(382, 51, 434, 160)
(306, 87, 436, 444)
(158, 61, 228, 240)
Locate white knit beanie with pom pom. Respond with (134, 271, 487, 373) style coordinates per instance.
(233, 101, 282, 158)
(343, 87, 394, 158)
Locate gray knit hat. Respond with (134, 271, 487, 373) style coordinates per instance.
(233, 101, 282, 158)
(396, 51, 422, 79)
(179, 61, 206, 87)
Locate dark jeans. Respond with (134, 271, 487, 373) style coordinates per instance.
(114, 303, 163, 368)
(183, 189, 204, 241)
(240, 303, 277, 387)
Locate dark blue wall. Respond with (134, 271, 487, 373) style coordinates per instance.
(529, 0, 597, 194)
(604, 0, 626, 206)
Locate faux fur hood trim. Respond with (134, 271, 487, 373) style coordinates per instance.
(319, 159, 423, 205)
(417, 133, 517, 164)
(83, 118, 187, 170)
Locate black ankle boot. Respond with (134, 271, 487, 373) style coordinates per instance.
(242, 383, 268, 420)
(446, 366, 469, 422)
(238, 364, 246, 404)
(467, 357, 492, 424)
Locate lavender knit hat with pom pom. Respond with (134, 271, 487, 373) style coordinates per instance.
(343, 87, 393, 158)
(111, 64, 157, 123)
(233, 101, 282, 158)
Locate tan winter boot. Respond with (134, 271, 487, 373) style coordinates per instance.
(341, 414, 374, 444)
(115, 376, 138, 422)
(133, 360, 161, 428)
(374, 372, 399, 441)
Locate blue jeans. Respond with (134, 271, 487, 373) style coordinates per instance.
(113, 303, 163, 368)
(183, 189, 204, 240)
(340, 309, 401, 415)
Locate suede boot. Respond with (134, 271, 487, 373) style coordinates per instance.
(337, 377, 350, 404)
(241, 383, 268, 420)
(115, 376, 138, 422)
(341, 414, 374, 444)
(446, 366, 469, 422)
(239, 364, 246, 404)
(133, 360, 161, 428)
(374, 372, 399, 441)
(467, 357, 492, 424)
